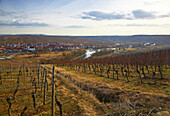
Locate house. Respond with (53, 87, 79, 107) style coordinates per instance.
(27, 46, 35, 51)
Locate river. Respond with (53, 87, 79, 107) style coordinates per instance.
(85, 48, 116, 58)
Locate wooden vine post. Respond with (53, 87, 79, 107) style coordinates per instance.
(43, 68, 47, 105)
(52, 66, 55, 116)
(46, 70, 48, 91)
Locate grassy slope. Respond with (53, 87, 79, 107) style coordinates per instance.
(43, 64, 170, 115)
(38, 65, 107, 116)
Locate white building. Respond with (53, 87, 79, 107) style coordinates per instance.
(27, 46, 35, 51)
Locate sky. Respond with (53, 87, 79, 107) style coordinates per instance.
(0, 0, 170, 35)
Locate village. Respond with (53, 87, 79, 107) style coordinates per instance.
(0, 42, 87, 53)
(0, 40, 159, 56)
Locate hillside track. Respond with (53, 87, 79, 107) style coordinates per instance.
(41, 65, 107, 116)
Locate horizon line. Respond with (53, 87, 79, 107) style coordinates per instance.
(0, 34, 170, 36)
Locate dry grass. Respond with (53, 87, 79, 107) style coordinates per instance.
(15, 51, 71, 59)
(0, 58, 169, 115)
(43, 64, 170, 115)
(43, 65, 107, 116)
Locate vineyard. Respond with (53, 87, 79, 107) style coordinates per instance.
(0, 61, 63, 116)
(54, 49, 170, 84)
(0, 49, 169, 115)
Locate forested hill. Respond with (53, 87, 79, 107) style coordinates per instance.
(0, 35, 170, 45)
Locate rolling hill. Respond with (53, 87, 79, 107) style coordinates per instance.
(0, 35, 170, 45)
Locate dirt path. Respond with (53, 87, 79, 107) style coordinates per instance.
(41, 65, 107, 116)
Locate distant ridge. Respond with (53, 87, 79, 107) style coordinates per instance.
(0, 34, 170, 36)
(0, 34, 170, 45)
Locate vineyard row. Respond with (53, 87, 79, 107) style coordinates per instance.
(54, 49, 170, 84)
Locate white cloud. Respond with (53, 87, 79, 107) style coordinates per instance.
(0, 20, 49, 26)
(80, 10, 170, 21)
(64, 25, 85, 28)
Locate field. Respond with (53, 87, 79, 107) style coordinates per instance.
(15, 51, 71, 60)
(0, 49, 170, 116)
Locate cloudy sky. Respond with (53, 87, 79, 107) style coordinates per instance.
(0, 0, 170, 35)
